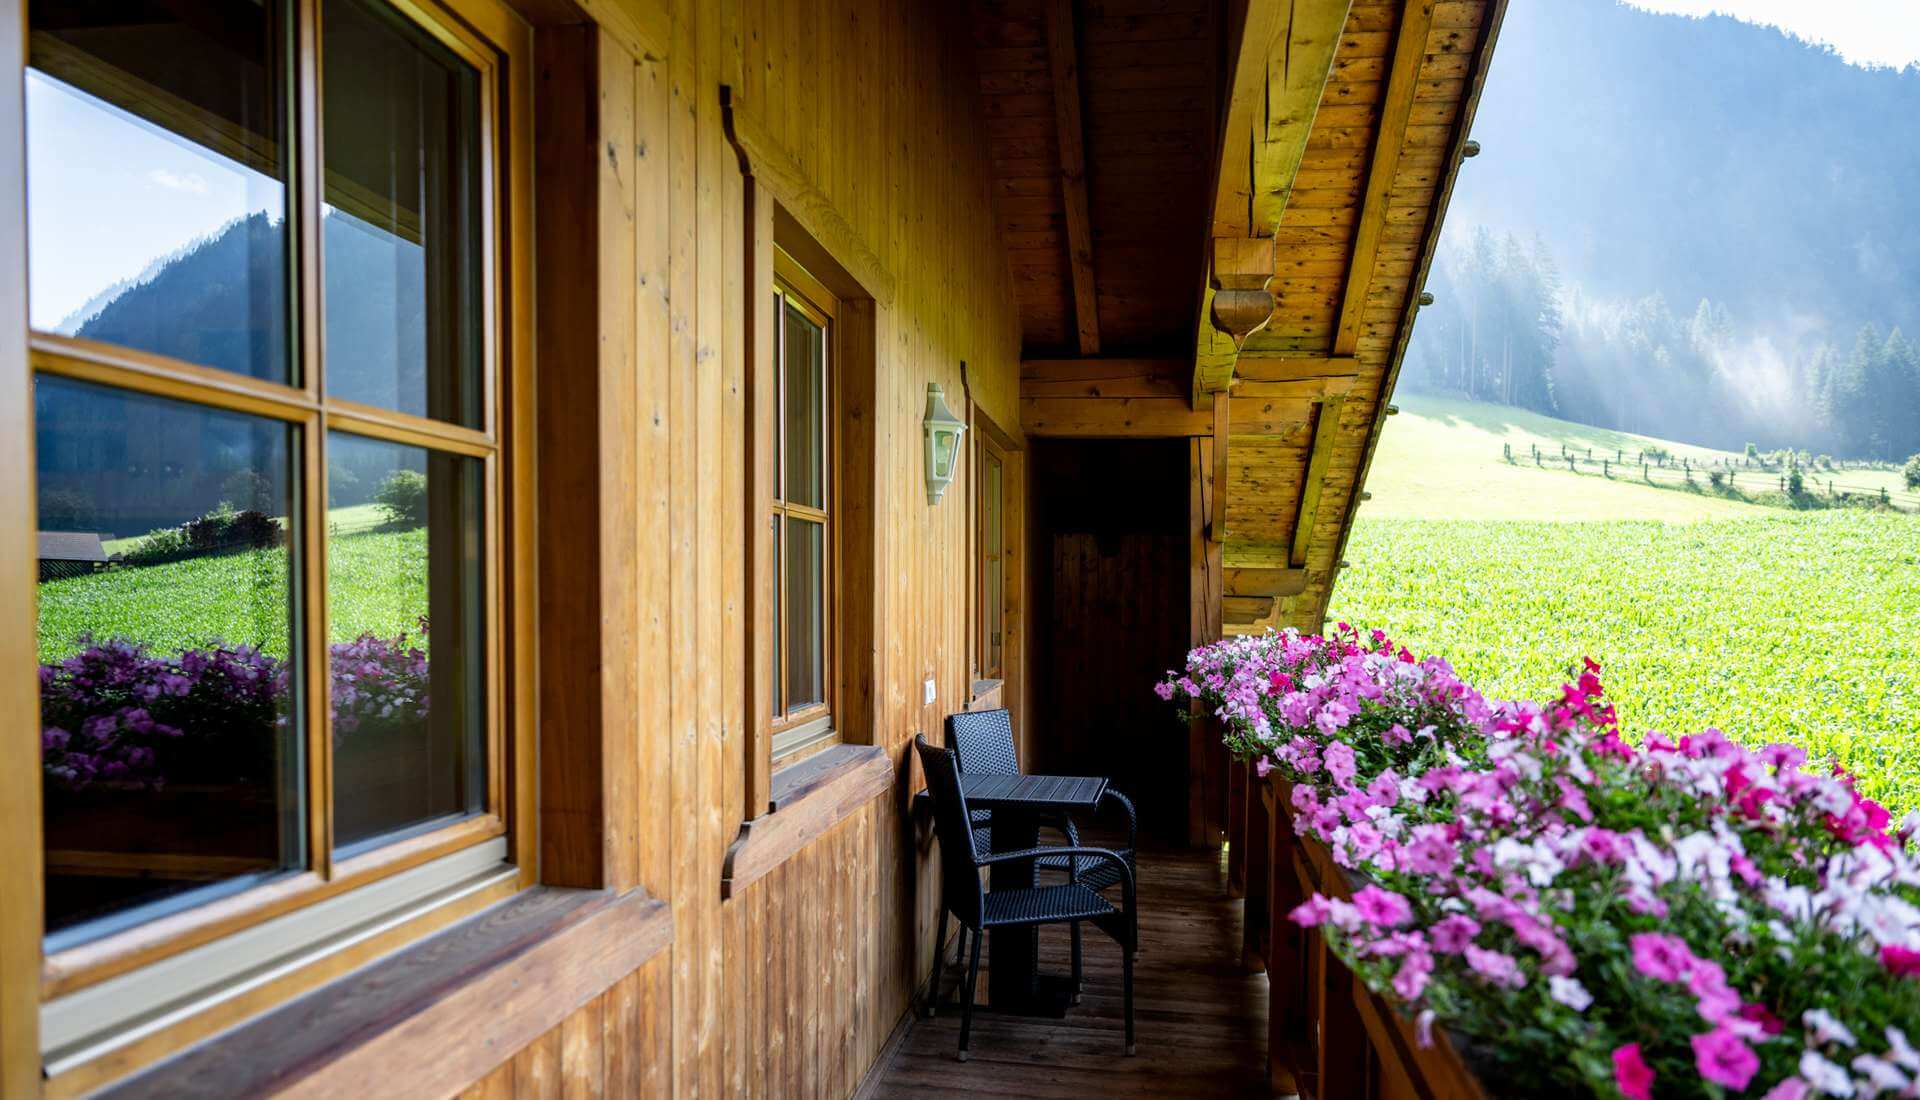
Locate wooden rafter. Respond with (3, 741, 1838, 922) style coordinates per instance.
(1290, 395, 1344, 567)
(1333, 0, 1436, 356)
(1044, 0, 1100, 355)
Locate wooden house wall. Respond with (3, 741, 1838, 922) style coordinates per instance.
(448, 0, 1025, 1096)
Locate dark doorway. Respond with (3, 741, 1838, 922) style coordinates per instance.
(1028, 438, 1190, 844)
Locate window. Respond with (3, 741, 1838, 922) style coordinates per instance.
(769, 253, 837, 760)
(24, 0, 518, 1014)
(976, 433, 1008, 681)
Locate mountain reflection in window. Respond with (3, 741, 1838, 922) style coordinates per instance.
(25, 0, 292, 384)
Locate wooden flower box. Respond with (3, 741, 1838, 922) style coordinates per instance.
(1243, 771, 1492, 1100)
(43, 782, 285, 921)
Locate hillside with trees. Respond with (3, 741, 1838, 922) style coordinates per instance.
(1401, 0, 1920, 462)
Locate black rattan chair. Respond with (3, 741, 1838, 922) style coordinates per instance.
(915, 735, 1136, 1061)
(946, 708, 1139, 984)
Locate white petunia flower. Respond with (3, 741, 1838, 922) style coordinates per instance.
(1546, 975, 1592, 1012)
(1804, 1008, 1858, 1048)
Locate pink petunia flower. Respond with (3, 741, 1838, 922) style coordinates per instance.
(1464, 945, 1525, 989)
(1692, 1026, 1760, 1091)
(1429, 914, 1481, 954)
(1758, 1076, 1809, 1100)
(1629, 932, 1695, 983)
(1351, 885, 1413, 928)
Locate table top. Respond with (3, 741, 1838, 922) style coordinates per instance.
(960, 772, 1107, 811)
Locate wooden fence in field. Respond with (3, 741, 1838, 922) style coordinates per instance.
(1498, 443, 1920, 510)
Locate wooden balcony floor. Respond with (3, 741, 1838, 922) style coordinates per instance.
(861, 843, 1271, 1098)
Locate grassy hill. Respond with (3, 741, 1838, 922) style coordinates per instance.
(1332, 394, 1920, 815)
(1359, 393, 1909, 522)
(39, 524, 426, 664)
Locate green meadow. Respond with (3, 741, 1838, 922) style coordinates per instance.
(1330, 394, 1920, 815)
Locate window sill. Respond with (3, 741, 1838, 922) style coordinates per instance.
(721, 744, 891, 899)
(93, 886, 671, 1099)
(967, 679, 1005, 711)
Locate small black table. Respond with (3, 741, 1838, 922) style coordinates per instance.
(960, 772, 1109, 1015)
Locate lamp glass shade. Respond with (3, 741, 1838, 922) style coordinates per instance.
(922, 382, 966, 504)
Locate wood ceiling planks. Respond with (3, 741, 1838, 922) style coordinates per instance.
(980, 0, 1502, 637)
(973, 0, 1213, 357)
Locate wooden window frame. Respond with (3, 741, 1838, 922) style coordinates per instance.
(11, 0, 536, 1064)
(768, 250, 840, 762)
(974, 429, 1010, 683)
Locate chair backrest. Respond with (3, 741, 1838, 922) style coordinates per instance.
(946, 708, 1020, 777)
(914, 735, 986, 928)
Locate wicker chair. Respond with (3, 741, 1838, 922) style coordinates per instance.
(945, 708, 1139, 986)
(914, 735, 1136, 1061)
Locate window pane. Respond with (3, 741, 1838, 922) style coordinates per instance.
(983, 452, 1003, 677)
(26, 0, 292, 384)
(327, 434, 486, 852)
(322, 0, 483, 427)
(770, 515, 783, 718)
(35, 377, 300, 946)
(782, 300, 825, 510)
(783, 517, 824, 712)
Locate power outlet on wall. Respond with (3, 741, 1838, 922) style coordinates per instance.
(923, 678, 936, 706)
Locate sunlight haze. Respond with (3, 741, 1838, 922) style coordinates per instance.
(1626, 0, 1920, 69)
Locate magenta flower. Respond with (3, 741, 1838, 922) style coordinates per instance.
(1691, 1026, 1760, 1091)
(1881, 945, 1920, 977)
(1613, 1044, 1655, 1100)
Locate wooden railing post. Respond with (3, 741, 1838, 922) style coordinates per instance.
(1240, 774, 1270, 973)
(1226, 760, 1248, 898)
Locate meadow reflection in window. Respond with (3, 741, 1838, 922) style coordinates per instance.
(322, 0, 483, 427)
(35, 377, 300, 945)
(25, 0, 292, 384)
(326, 434, 486, 853)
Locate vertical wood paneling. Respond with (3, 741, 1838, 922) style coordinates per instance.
(440, 0, 1023, 1096)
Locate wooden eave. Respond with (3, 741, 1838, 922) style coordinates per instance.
(980, 0, 1506, 635)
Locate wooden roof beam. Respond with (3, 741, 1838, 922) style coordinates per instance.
(1021, 393, 1317, 439)
(1209, 0, 1355, 239)
(1333, 0, 1437, 356)
(1044, 0, 1100, 356)
(1195, 0, 1353, 403)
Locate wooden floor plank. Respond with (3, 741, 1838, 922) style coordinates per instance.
(863, 843, 1271, 1097)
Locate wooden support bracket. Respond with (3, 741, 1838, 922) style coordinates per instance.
(1290, 396, 1344, 568)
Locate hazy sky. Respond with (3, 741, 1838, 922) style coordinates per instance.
(1627, 1, 1920, 69)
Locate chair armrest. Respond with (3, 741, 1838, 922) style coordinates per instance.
(1098, 789, 1138, 850)
(979, 845, 1136, 907)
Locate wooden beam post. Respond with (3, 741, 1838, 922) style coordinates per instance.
(1209, 397, 1229, 542)
(1197, 236, 1279, 401)
(1044, 0, 1100, 356)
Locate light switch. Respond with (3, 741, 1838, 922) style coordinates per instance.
(923, 678, 936, 706)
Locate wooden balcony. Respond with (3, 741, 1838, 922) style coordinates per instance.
(861, 842, 1272, 1099)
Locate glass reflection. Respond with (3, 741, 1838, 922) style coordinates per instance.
(322, 0, 483, 427)
(35, 377, 301, 945)
(782, 300, 826, 509)
(26, 0, 291, 383)
(326, 434, 486, 852)
(784, 516, 824, 711)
